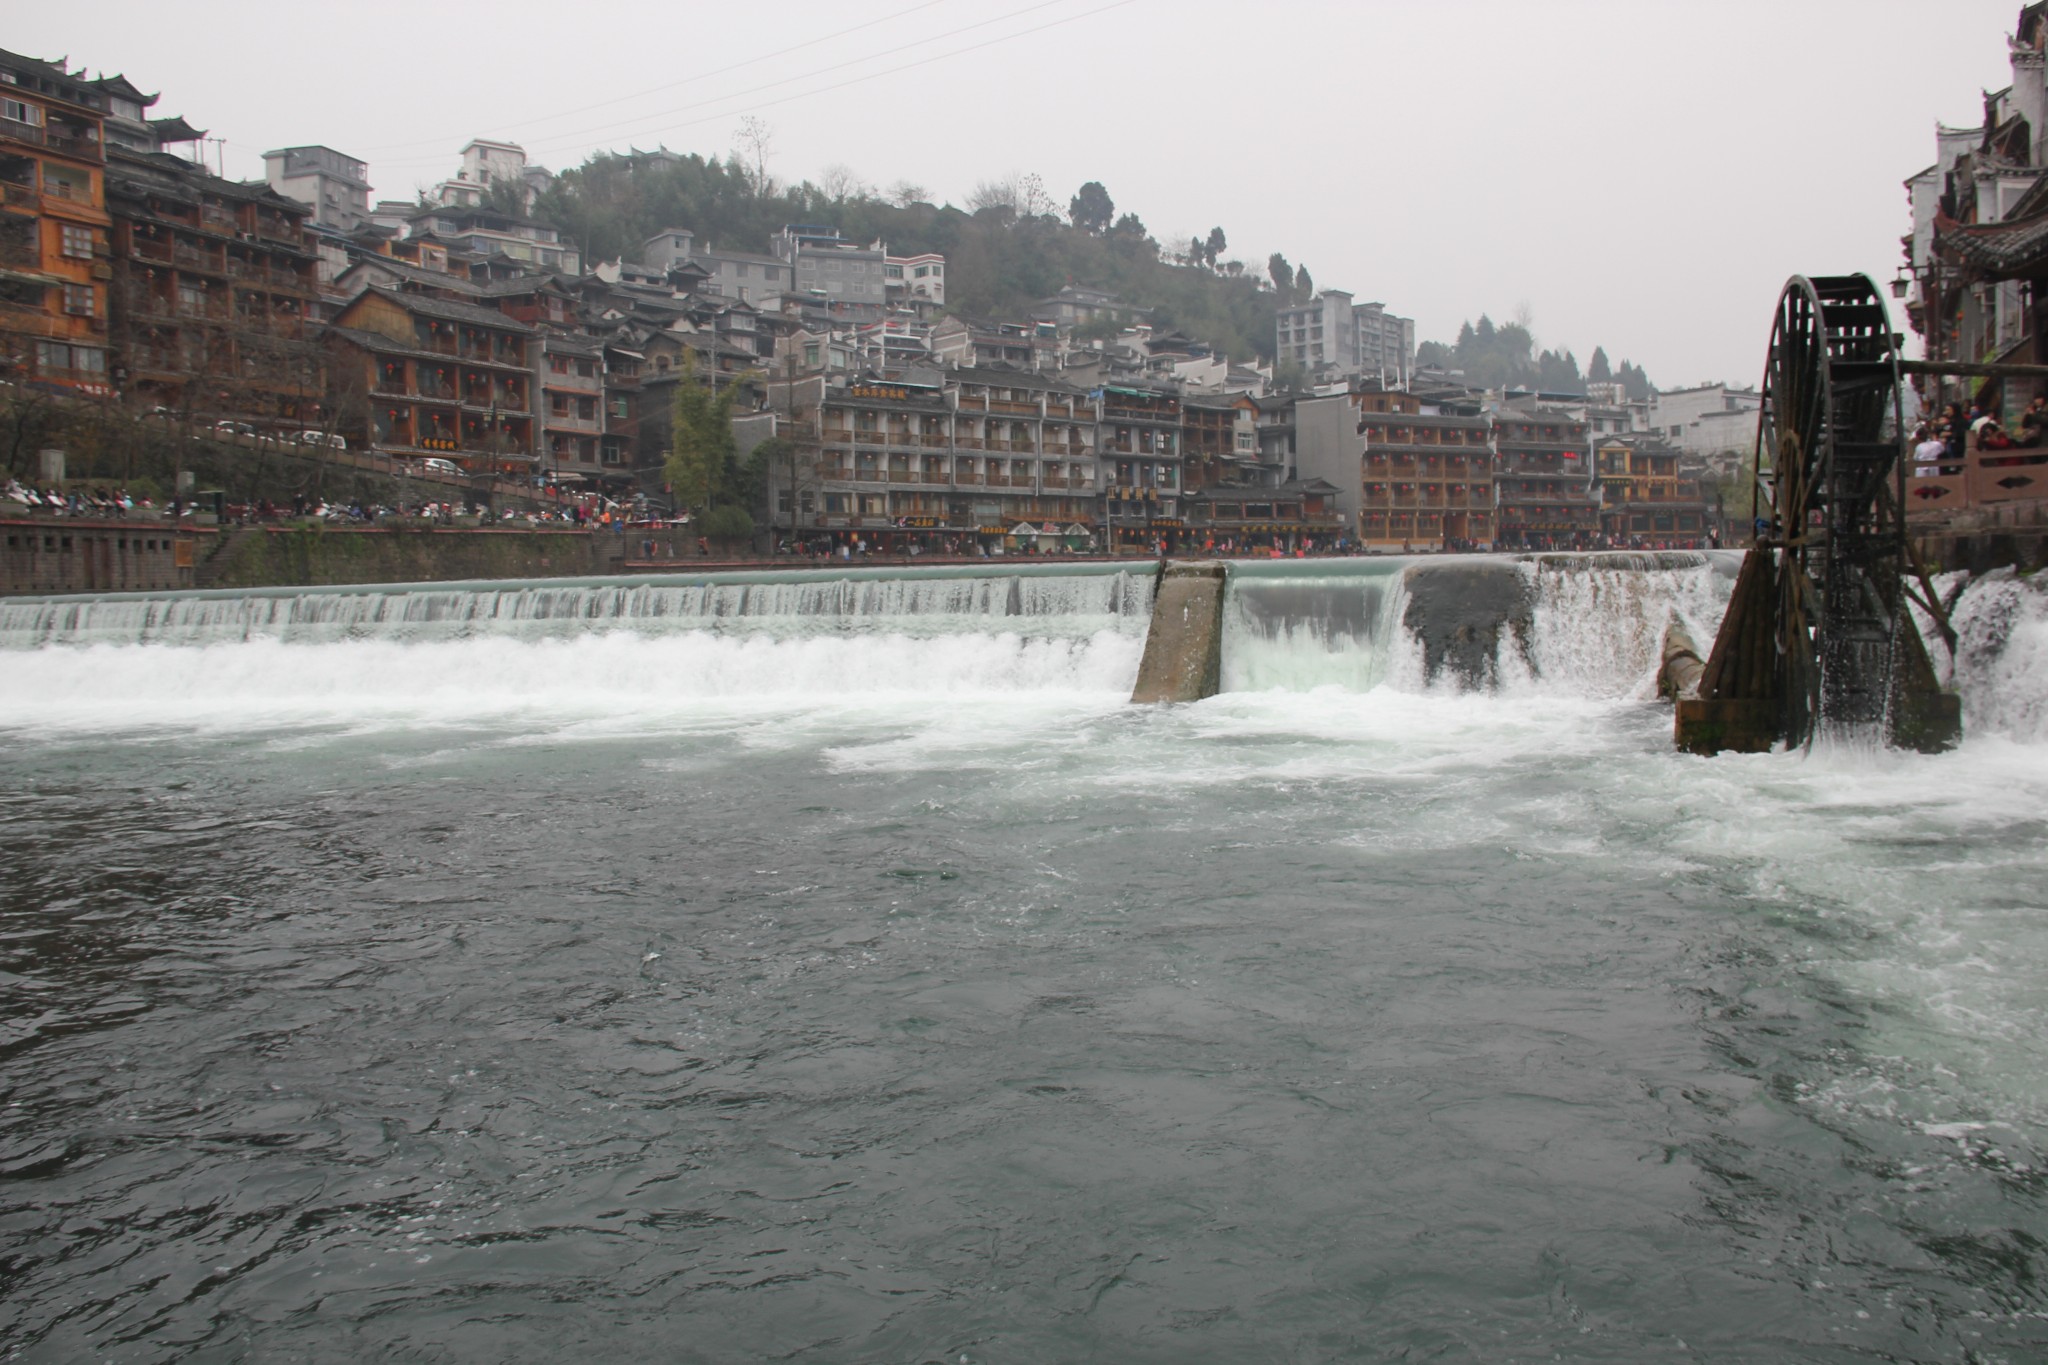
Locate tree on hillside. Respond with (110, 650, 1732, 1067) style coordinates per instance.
(530, 151, 1283, 361)
(887, 179, 929, 207)
(818, 164, 868, 203)
(1268, 253, 1293, 295)
(1204, 226, 1227, 269)
(1295, 264, 1314, 302)
(1616, 360, 1653, 401)
(1536, 348, 1584, 394)
(732, 116, 775, 197)
(1069, 181, 1114, 234)
(1588, 346, 1612, 384)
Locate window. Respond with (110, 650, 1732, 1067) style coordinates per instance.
(610, 396, 628, 419)
(42, 166, 85, 200)
(62, 284, 94, 316)
(576, 397, 596, 421)
(1, 97, 41, 127)
(61, 225, 93, 259)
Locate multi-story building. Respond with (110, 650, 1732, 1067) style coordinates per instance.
(1647, 382, 1760, 459)
(1297, 387, 1495, 551)
(1029, 284, 1130, 328)
(326, 285, 535, 474)
(1595, 435, 1716, 547)
(1275, 290, 1415, 382)
(406, 203, 579, 274)
(1351, 300, 1415, 386)
(1181, 393, 1264, 491)
(1494, 407, 1596, 549)
(262, 145, 371, 234)
(105, 147, 321, 421)
(781, 369, 1099, 546)
(642, 228, 791, 303)
(1184, 479, 1345, 549)
(93, 73, 205, 157)
(928, 316, 1059, 370)
(1098, 382, 1184, 549)
(1276, 291, 1357, 373)
(431, 139, 548, 212)
(776, 225, 888, 311)
(536, 331, 606, 483)
(885, 251, 945, 307)
(0, 48, 115, 395)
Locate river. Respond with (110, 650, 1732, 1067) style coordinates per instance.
(2, 556, 2045, 1362)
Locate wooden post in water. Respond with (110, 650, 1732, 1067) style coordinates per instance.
(1131, 561, 1227, 704)
(1674, 547, 1781, 754)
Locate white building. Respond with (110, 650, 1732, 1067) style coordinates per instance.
(432, 139, 550, 212)
(1276, 290, 1414, 383)
(1649, 384, 1761, 458)
(886, 251, 946, 307)
(262, 144, 370, 232)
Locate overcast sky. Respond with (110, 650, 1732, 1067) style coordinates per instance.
(11, 0, 2018, 385)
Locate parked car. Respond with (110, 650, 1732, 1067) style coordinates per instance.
(211, 420, 257, 440)
(296, 430, 347, 450)
(417, 457, 462, 477)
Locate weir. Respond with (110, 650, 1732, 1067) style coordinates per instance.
(4, 554, 2036, 742)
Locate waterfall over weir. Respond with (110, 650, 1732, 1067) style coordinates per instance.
(3, 552, 2041, 739)
(0, 563, 1158, 649)
(1224, 551, 1741, 698)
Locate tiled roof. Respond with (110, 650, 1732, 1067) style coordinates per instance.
(357, 285, 535, 333)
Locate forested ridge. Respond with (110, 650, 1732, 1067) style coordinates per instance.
(532, 147, 1656, 391)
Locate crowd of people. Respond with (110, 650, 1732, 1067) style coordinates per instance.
(1913, 396, 2048, 476)
(4, 481, 152, 516)
(3, 477, 645, 530)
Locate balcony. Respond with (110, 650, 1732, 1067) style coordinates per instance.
(45, 128, 103, 162)
(991, 399, 1037, 415)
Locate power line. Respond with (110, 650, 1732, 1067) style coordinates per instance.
(348, 0, 957, 156)
(365, 0, 1115, 172)
(218, 0, 1139, 194)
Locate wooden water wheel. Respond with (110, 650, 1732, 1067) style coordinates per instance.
(1675, 274, 1960, 754)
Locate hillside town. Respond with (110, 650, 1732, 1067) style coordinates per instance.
(5, 41, 1787, 586)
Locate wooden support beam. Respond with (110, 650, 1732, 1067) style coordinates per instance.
(1899, 359, 2048, 380)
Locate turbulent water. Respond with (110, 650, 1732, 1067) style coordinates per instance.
(3, 557, 2047, 1363)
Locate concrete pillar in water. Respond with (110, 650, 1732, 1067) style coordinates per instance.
(1131, 561, 1227, 704)
(1658, 615, 1706, 701)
